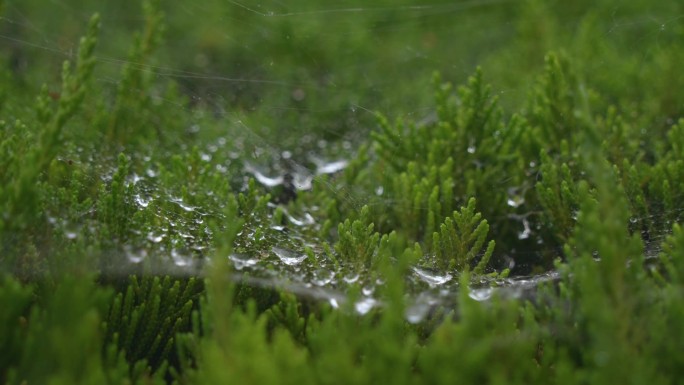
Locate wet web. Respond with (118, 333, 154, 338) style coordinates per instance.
(2, 1, 683, 319)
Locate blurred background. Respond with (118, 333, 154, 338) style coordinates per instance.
(2, 0, 682, 149)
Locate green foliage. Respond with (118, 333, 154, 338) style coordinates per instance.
(0, 13, 100, 273)
(2, 1, 684, 384)
(105, 0, 167, 144)
(105, 275, 199, 372)
(99, 153, 136, 242)
(535, 148, 581, 243)
(418, 274, 541, 384)
(5, 275, 113, 384)
(430, 198, 495, 273)
(334, 205, 381, 269)
(234, 179, 275, 254)
(0, 277, 33, 383)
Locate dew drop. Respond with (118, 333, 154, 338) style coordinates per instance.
(147, 231, 165, 243)
(135, 194, 151, 208)
(229, 253, 258, 270)
(469, 287, 494, 301)
(517, 218, 532, 240)
(125, 245, 148, 264)
(506, 187, 525, 208)
(312, 268, 335, 286)
(292, 173, 313, 190)
(286, 212, 315, 227)
(272, 246, 307, 266)
(412, 266, 452, 287)
(171, 248, 194, 267)
(343, 273, 360, 284)
(354, 297, 377, 315)
(62, 221, 81, 240)
(244, 163, 283, 187)
(316, 159, 349, 175)
(329, 298, 340, 309)
(405, 301, 430, 324)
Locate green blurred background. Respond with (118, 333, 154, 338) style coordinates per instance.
(2, 0, 681, 148)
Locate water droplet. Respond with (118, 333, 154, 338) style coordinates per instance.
(125, 245, 147, 263)
(315, 159, 349, 175)
(171, 197, 195, 212)
(362, 285, 375, 296)
(343, 273, 360, 284)
(405, 301, 430, 323)
(244, 163, 284, 187)
(469, 287, 493, 301)
(412, 266, 452, 287)
(311, 268, 335, 286)
(171, 248, 194, 267)
(135, 194, 151, 208)
(292, 172, 313, 190)
(145, 168, 157, 178)
(61, 220, 81, 240)
(517, 218, 532, 240)
(329, 298, 339, 309)
(629, 217, 638, 224)
(284, 210, 315, 227)
(354, 297, 377, 315)
(272, 247, 307, 266)
(467, 145, 476, 154)
(229, 253, 258, 270)
(147, 231, 165, 243)
(507, 187, 525, 208)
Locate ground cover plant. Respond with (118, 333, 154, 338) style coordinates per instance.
(1, 0, 684, 383)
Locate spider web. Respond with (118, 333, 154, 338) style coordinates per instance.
(1, 0, 682, 314)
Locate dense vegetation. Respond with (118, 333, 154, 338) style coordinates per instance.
(1, 0, 683, 383)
